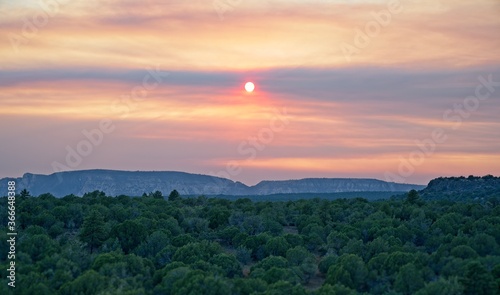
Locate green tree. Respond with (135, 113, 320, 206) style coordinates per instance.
(134, 230, 170, 258)
(16, 272, 54, 295)
(20, 188, 31, 197)
(406, 189, 420, 204)
(209, 253, 241, 278)
(153, 266, 190, 294)
(60, 270, 108, 295)
(286, 246, 313, 266)
(318, 255, 338, 274)
(450, 245, 478, 259)
(263, 267, 300, 285)
(383, 251, 415, 275)
(244, 234, 270, 260)
(460, 261, 497, 295)
(173, 241, 222, 264)
(470, 233, 498, 256)
(233, 278, 267, 295)
(151, 190, 163, 199)
(394, 263, 425, 294)
(493, 264, 500, 295)
(168, 190, 180, 201)
(317, 284, 357, 295)
(208, 207, 231, 229)
(79, 210, 107, 254)
(19, 233, 58, 261)
(236, 246, 252, 264)
(251, 256, 288, 272)
(265, 280, 307, 295)
(110, 220, 147, 254)
(172, 271, 231, 295)
(415, 277, 463, 295)
(181, 217, 209, 234)
(265, 236, 291, 257)
(296, 256, 317, 284)
(326, 254, 368, 292)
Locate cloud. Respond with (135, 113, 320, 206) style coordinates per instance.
(1, 0, 499, 70)
(0, 0, 499, 184)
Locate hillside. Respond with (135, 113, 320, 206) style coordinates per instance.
(420, 175, 500, 201)
(0, 169, 425, 197)
(249, 178, 421, 195)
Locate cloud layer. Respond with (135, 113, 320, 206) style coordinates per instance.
(1, 0, 499, 185)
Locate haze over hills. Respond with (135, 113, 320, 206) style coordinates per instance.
(0, 169, 425, 198)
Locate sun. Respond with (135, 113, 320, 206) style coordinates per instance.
(245, 82, 255, 93)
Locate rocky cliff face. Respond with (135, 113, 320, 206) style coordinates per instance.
(0, 169, 425, 197)
(249, 178, 423, 195)
(0, 170, 247, 197)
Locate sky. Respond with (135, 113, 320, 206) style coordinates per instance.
(0, 0, 499, 185)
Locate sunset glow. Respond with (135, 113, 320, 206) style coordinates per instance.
(0, 0, 499, 185)
(245, 82, 255, 93)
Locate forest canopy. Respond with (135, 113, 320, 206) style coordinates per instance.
(1, 187, 499, 294)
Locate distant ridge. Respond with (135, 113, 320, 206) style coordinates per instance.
(419, 175, 500, 201)
(0, 169, 425, 197)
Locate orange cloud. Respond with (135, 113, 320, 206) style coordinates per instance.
(1, 0, 498, 70)
(0, 0, 499, 184)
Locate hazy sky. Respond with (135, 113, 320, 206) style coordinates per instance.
(1, 0, 499, 185)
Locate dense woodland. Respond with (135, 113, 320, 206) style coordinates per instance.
(1, 187, 500, 294)
(419, 175, 500, 202)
